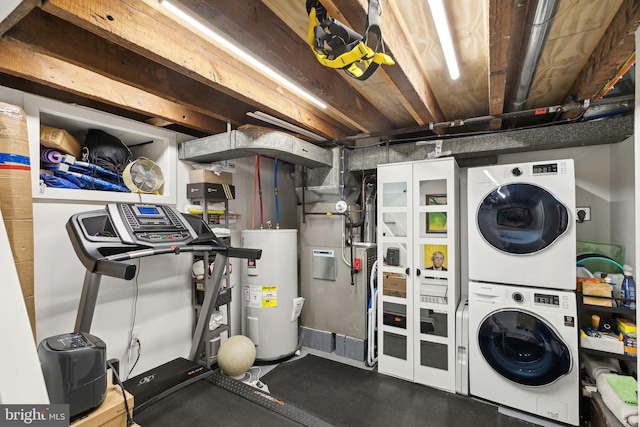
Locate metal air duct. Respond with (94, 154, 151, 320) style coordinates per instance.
(507, 0, 559, 113)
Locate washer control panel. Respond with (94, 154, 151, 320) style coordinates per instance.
(534, 292, 560, 306)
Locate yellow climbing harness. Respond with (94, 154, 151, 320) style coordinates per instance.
(306, 0, 394, 81)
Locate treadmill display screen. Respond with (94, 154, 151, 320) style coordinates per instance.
(131, 204, 165, 218)
(138, 206, 160, 215)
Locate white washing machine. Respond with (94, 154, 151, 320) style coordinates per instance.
(468, 281, 579, 426)
(467, 159, 575, 289)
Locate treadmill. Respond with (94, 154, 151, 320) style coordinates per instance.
(66, 202, 262, 413)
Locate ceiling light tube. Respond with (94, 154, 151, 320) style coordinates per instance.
(247, 111, 326, 142)
(428, 0, 460, 80)
(159, 0, 328, 109)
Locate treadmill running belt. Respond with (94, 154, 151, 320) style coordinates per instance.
(207, 371, 334, 427)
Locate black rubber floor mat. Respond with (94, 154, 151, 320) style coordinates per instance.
(260, 354, 500, 427)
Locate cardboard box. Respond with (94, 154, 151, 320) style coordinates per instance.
(581, 279, 613, 307)
(0, 102, 35, 335)
(189, 169, 233, 185)
(40, 125, 82, 158)
(71, 380, 134, 427)
(383, 273, 406, 298)
(186, 183, 235, 200)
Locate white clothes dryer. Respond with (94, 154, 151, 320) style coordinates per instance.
(468, 281, 579, 426)
(467, 159, 575, 289)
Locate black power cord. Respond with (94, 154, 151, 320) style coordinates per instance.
(128, 338, 142, 377)
(107, 359, 134, 427)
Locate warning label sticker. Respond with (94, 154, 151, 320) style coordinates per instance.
(243, 285, 278, 308)
(262, 285, 277, 307)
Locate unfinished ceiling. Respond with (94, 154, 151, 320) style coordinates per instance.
(0, 0, 637, 147)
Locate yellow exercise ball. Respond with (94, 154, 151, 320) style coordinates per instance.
(217, 335, 256, 377)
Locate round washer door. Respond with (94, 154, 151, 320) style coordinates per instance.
(477, 309, 571, 386)
(477, 183, 569, 254)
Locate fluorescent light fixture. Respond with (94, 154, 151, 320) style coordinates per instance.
(159, 0, 328, 110)
(247, 111, 326, 142)
(428, 0, 460, 80)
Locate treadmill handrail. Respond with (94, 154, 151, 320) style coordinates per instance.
(103, 245, 262, 262)
(94, 244, 261, 281)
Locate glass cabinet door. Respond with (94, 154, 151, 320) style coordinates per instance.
(412, 159, 458, 392)
(377, 164, 414, 381)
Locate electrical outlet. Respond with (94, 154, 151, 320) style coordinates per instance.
(130, 328, 141, 347)
(576, 207, 591, 222)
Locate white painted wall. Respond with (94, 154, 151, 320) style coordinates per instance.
(610, 137, 635, 265)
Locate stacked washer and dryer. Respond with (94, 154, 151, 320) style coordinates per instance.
(466, 160, 580, 426)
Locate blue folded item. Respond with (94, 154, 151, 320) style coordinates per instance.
(40, 172, 81, 189)
(45, 169, 130, 192)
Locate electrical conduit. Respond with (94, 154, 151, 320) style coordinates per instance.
(274, 158, 279, 229)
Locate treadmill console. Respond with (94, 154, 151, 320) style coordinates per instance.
(107, 203, 198, 245)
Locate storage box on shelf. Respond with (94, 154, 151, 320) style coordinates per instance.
(23, 94, 177, 204)
(188, 169, 233, 185)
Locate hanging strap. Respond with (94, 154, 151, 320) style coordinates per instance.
(306, 0, 394, 81)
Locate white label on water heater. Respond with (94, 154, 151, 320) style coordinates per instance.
(244, 284, 262, 308)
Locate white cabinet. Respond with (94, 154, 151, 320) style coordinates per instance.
(377, 157, 459, 392)
(23, 94, 177, 204)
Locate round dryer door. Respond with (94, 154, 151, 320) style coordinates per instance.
(477, 309, 571, 386)
(477, 183, 569, 254)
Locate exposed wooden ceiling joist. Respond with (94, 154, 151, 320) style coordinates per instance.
(0, 0, 38, 36)
(5, 8, 255, 127)
(174, 0, 397, 134)
(320, 0, 445, 125)
(487, 0, 515, 130)
(40, 0, 352, 139)
(0, 0, 637, 147)
(567, 0, 640, 102)
(0, 37, 229, 134)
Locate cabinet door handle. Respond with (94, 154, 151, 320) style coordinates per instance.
(416, 269, 421, 277)
(405, 268, 410, 275)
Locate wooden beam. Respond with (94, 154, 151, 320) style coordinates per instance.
(326, 0, 445, 124)
(487, 0, 514, 130)
(568, 0, 640, 101)
(0, 0, 39, 36)
(0, 38, 229, 134)
(6, 8, 256, 127)
(176, 0, 395, 134)
(40, 0, 352, 139)
(0, 72, 214, 137)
